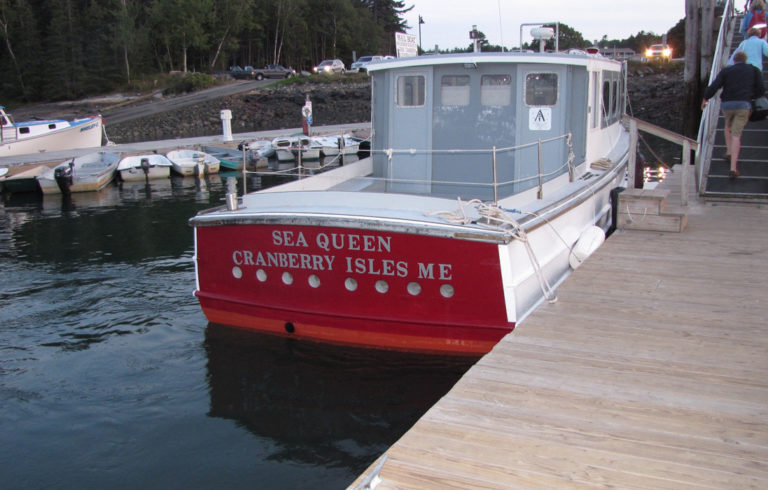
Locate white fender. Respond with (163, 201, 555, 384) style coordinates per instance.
(569, 225, 605, 269)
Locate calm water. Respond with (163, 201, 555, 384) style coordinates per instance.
(0, 174, 476, 489)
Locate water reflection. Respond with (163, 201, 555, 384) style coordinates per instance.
(0, 173, 477, 488)
(204, 324, 477, 472)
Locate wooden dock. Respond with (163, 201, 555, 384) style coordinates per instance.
(351, 170, 768, 488)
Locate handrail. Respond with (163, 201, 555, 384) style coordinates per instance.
(237, 133, 579, 204)
(624, 115, 699, 205)
(696, 0, 736, 194)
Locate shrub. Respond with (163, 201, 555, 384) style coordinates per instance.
(163, 72, 217, 95)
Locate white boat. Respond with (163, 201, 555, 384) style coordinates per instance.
(271, 135, 320, 161)
(312, 136, 342, 157)
(166, 149, 220, 176)
(0, 106, 104, 157)
(191, 44, 630, 355)
(117, 154, 173, 181)
(37, 152, 120, 194)
(240, 139, 275, 160)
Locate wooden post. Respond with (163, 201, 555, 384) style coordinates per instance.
(682, 140, 691, 206)
(629, 118, 638, 189)
(700, 0, 716, 85)
(683, 0, 702, 139)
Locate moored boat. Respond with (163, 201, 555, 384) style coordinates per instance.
(166, 149, 220, 176)
(271, 135, 320, 162)
(191, 46, 630, 355)
(0, 106, 104, 157)
(37, 151, 120, 194)
(117, 154, 173, 182)
(204, 146, 244, 171)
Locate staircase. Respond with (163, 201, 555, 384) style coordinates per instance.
(617, 188, 687, 232)
(702, 13, 768, 200)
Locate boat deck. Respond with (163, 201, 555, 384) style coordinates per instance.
(351, 169, 768, 488)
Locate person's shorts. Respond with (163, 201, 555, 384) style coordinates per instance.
(723, 109, 750, 137)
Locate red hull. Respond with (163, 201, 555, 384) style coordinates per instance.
(194, 224, 513, 354)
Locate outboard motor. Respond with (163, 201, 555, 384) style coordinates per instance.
(54, 160, 74, 194)
(357, 140, 371, 159)
(140, 157, 151, 176)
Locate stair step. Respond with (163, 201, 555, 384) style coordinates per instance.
(618, 209, 687, 233)
(618, 188, 669, 215)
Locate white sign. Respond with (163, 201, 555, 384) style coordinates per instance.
(529, 107, 552, 131)
(395, 32, 418, 58)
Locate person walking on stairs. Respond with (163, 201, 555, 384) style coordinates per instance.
(702, 51, 766, 179)
(734, 27, 768, 70)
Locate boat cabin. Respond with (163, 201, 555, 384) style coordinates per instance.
(366, 52, 626, 201)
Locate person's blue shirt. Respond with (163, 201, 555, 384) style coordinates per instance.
(735, 35, 768, 71)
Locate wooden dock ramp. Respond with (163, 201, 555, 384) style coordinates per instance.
(351, 171, 768, 488)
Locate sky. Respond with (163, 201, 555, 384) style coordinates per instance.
(402, 0, 686, 51)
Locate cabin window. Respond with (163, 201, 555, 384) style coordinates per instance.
(396, 75, 425, 107)
(19, 127, 29, 134)
(480, 75, 511, 106)
(525, 73, 558, 106)
(48, 123, 57, 129)
(440, 75, 470, 106)
(612, 80, 620, 118)
(590, 71, 600, 129)
(602, 80, 611, 127)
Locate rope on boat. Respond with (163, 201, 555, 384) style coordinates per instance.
(427, 199, 558, 304)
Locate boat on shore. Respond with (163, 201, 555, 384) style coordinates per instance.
(166, 149, 220, 176)
(117, 154, 173, 182)
(0, 106, 104, 157)
(190, 45, 629, 354)
(37, 151, 120, 194)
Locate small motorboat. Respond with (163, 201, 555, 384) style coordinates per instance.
(203, 146, 245, 171)
(0, 106, 104, 157)
(166, 149, 220, 176)
(117, 154, 173, 182)
(238, 139, 275, 161)
(271, 136, 320, 162)
(37, 151, 120, 194)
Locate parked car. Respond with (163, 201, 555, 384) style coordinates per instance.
(230, 65, 252, 79)
(252, 65, 296, 80)
(313, 59, 345, 74)
(350, 55, 383, 73)
(644, 44, 672, 61)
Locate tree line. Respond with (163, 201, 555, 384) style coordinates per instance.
(0, 0, 411, 103)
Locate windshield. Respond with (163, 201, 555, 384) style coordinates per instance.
(357, 56, 373, 63)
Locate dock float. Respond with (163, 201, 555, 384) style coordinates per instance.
(351, 170, 768, 488)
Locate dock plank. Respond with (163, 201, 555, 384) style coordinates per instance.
(350, 171, 768, 488)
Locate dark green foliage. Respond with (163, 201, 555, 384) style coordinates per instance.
(163, 72, 216, 95)
(0, 0, 410, 103)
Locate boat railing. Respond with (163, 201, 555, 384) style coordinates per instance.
(1, 126, 18, 143)
(235, 132, 580, 203)
(696, 0, 735, 194)
(371, 133, 575, 202)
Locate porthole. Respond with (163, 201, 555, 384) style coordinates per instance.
(407, 282, 422, 296)
(345, 278, 358, 291)
(282, 272, 293, 285)
(232, 266, 242, 279)
(375, 280, 389, 294)
(256, 269, 267, 282)
(440, 284, 455, 298)
(308, 274, 321, 288)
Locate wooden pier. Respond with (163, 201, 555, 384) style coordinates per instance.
(352, 170, 768, 488)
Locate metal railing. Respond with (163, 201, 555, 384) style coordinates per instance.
(696, 0, 736, 194)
